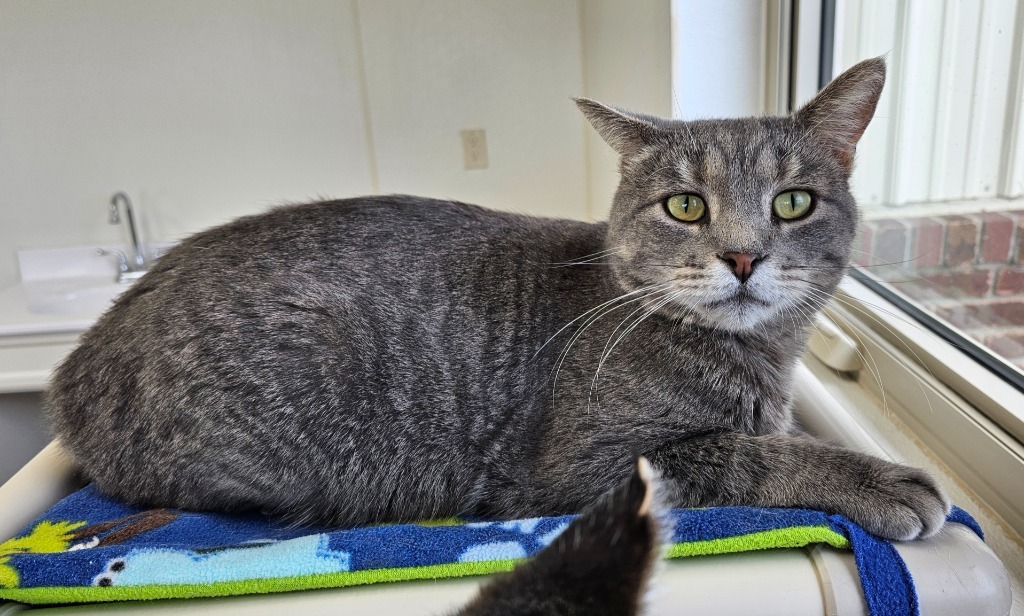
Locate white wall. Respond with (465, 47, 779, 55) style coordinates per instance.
(671, 0, 768, 120)
(358, 1, 587, 218)
(582, 0, 673, 220)
(0, 1, 672, 291)
(0, 0, 376, 289)
(0, 393, 49, 484)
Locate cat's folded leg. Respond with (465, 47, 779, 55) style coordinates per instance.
(646, 430, 950, 541)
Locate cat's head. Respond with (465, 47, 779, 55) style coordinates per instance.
(578, 58, 885, 332)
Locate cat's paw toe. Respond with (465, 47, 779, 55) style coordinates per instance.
(853, 462, 950, 541)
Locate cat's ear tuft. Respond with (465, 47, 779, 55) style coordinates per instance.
(794, 57, 886, 171)
(575, 97, 658, 158)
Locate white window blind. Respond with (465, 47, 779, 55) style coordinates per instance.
(833, 0, 1024, 211)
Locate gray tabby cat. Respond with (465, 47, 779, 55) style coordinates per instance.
(47, 57, 949, 541)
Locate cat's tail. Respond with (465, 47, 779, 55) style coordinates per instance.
(453, 457, 665, 616)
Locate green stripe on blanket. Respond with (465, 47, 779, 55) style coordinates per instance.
(664, 525, 849, 558)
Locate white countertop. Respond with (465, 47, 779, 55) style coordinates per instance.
(0, 278, 115, 337)
(0, 244, 163, 392)
(0, 243, 172, 339)
(0, 279, 119, 393)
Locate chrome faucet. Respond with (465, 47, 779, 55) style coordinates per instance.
(106, 191, 148, 283)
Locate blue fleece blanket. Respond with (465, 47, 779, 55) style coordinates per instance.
(0, 485, 982, 616)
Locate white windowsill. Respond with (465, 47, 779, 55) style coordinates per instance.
(798, 277, 1024, 614)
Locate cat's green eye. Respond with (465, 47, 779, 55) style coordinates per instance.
(665, 194, 706, 222)
(772, 190, 813, 220)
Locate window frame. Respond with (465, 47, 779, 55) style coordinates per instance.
(811, 277, 1024, 536)
(790, 0, 1024, 537)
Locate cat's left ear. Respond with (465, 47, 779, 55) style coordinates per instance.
(794, 57, 886, 171)
(575, 98, 660, 158)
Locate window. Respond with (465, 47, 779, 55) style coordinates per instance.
(831, 0, 1024, 389)
(789, 0, 1024, 572)
(808, 0, 1024, 435)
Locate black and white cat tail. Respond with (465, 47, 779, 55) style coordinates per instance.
(452, 457, 665, 616)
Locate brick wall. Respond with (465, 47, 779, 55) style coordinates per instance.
(854, 210, 1024, 368)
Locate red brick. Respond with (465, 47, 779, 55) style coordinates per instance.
(983, 332, 1024, 359)
(995, 267, 1024, 295)
(915, 269, 993, 298)
(905, 217, 944, 268)
(935, 305, 976, 329)
(871, 219, 908, 267)
(979, 212, 1015, 263)
(988, 300, 1024, 325)
(1016, 218, 1024, 264)
(945, 216, 980, 267)
(940, 298, 1024, 328)
(853, 223, 874, 267)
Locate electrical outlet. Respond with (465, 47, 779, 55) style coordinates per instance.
(461, 129, 488, 170)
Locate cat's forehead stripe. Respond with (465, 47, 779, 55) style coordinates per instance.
(754, 145, 780, 179)
(675, 157, 693, 181)
(700, 147, 728, 186)
(781, 156, 804, 185)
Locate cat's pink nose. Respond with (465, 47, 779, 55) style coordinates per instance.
(719, 251, 763, 283)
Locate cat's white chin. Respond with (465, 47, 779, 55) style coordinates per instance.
(694, 292, 783, 332)
(700, 303, 775, 332)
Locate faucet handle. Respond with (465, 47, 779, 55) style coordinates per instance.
(96, 248, 129, 274)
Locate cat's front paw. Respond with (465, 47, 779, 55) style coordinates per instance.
(835, 458, 951, 541)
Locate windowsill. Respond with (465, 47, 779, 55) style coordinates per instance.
(798, 277, 1024, 609)
(860, 197, 1024, 221)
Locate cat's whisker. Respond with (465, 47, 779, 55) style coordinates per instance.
(548, 246, 625, 267)
(561, 246, 624, 262)
(647, 264, 705, 271)
(532, 282, 670, 360)
(550, 262, 620, 268)
(588, 289, 682, 411)
(793, 282, 939, 420)
(787, 275, 972, 355)
(794, 289, 894, 416)
(551, 263, 709, 275)
(548, 260, 613, 269)
(549, 283, 677, 401)
(823, 292, 940, 418)
(551, 284, 674, 369)
(783, 256, 927, 272)
(810, 286, 944, 381)
(785, 298, 887, 423)
(846, 249, 942, 280)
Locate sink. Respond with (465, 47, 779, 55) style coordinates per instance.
(26, 281, 130, 316)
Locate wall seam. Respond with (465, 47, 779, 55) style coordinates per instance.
(577, 0, 594, 222)
(350, 0, 380, 194)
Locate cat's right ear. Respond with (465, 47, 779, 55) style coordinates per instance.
(575, 98, 659, 158)
(793, 57, 886, 171)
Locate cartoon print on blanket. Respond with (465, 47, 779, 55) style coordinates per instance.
(0, 521, 87, 587)
(91, 534, 351, 586)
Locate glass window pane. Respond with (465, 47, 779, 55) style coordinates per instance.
(854, 213, 1024, 371)
(831, 0, 1024, 379)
